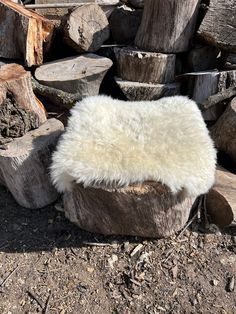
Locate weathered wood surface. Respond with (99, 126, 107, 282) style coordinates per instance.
(109, 5, 142, 44)
(35, 54, 113, 94)
(206, 167, 236, 227)
(211, 97, 236, 163)
(0, 0, 54, 66)
(63, 181, 195, 238)
(0, 119, 64, 209)
(198, 0, 236, 53)
(115, 77, 180, 101)
(62, 4, 110, 52)
(135, 0, 201, 53)
(114, 47, 175, 84)
(201, 86, 236, 111)
(0, 64, 47, 141)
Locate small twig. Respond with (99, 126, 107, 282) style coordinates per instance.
(27, 290, 44, 309)
(0, 265, 19, 287)
(43, 290, 52, 314)
(176, 211, 199, 239)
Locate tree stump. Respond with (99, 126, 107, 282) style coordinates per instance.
(0, 64, 47, 142)
(63, 181, 195, 238)
(198, 0, 236, 53)
(135, 0, 201, 53)
(0, 118, 64, 209)
(115, 77, 180, 101)
(62, 4, 110, 52)
(211, 97, 236, 163)
(114, 47, 175, 84)
(0, 0, 54, 66)
(206, 167, 236, 227)
(34, 54, 113, 94)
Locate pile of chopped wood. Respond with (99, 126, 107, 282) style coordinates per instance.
(0, 0, 235, 236)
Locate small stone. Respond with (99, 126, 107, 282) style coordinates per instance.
(211, 279, 219, 286)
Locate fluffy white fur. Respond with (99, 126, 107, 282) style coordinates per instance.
(51, 95, 216, 197)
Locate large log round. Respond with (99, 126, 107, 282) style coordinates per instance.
(63, 181, 195, 238)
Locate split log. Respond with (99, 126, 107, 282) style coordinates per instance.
(0, 0, 54, 66)
(198, 0, 236, 53)
(114, 47, 175, 84)
(109, 5, 142, 44)
(206, 167, 236, 227)
(135, 0, 201, 53)
(34, 54, 113, 94)
(115, 77, 180, 101)
(62, 4, 110, 52)
(0, 118, 64, 209)
(63, 181, 195, 238)
(0, 64, 47, 140)
(211, 97, 236, 163)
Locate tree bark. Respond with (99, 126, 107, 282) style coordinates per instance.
(63, 181, 195, 238)
(34, 54, 113, 94)
(135, 0, 200, 53)
(206, 167, 236, 227)
(114, 47, 175, 84)
(0, 64, 47, 140)
(0, 0, 54, 66)
(62, 4, 110, 52)
(0, 118, 64, 209)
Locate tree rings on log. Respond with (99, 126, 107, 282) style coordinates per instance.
(34, 54, 113, 94)
(115, 77, 180, 101)
(63, 181, 195, 238)
(0, 119, 64, 209)
(114, 47, 175, 84)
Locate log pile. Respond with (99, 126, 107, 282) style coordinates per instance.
(0, 0, 235, 234)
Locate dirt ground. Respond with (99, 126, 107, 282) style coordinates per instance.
(0, 185, 235, 314)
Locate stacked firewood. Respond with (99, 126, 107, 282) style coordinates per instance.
(0, 0, 235, 234)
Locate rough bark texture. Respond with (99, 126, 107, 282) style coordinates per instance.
(115, 77, 180, 101)
(0, 119, 64, 209)
(198, 0, 236, 53)
(0, 0, 54, 66)
(211, 97, 236, 163)
(0, 64, 47, 141)
(206, 167, 236, 227)
(34, 54, 113, 94)
(62, 4, 110, 52)
(63, 182, 195, 238)
(114, 47, 175, 84)
(135, 0, 201, 53)
(109, 5, 142, 44)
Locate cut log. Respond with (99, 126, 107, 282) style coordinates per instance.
(114, 47, 175, 84)
(211, 97, 236, 163)
(0, 118, 64, 209)
(63, 181, 195, 238)
(62, 4, 110, 52)
(135, 0, 201, 53)
(115, 77, 180, 101)
(206, 167, 236, 227)
(0, 64, 47, 140)
(198, 0, 236, 53)
(34, 54, 113, 94)
(0, 0, 54, 66)
(109, 5, 142, 44)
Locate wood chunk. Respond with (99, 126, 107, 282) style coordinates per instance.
(63, 181, 195, 238)
(135, 0, 200, 53)
(206, 167, 236, 227)
(114, 47, 175, 84)
(115, 77, 180, 101)
(211, 97, 236, 163)
(0, 0, 54, 66)
(198, 0, 236, 53)
(0, 64, 47, 140)
(0, 118, 64, 209)
(34, 54, 113, 94)
(62, 4, 110, 52)
(109, 5, 142, 44)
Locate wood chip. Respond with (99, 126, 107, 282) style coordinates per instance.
(130, 244, 143, 257)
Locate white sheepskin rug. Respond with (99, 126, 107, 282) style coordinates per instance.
(51, 95, 216, 197)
